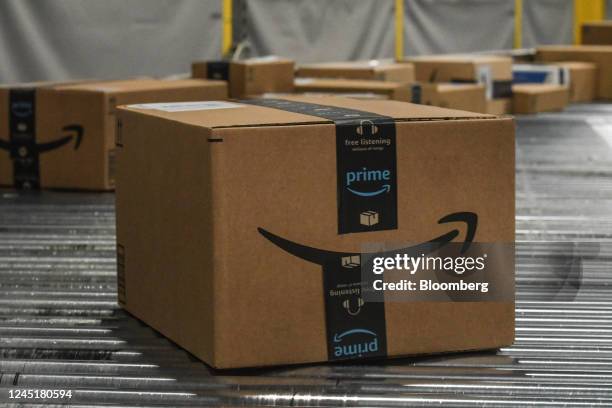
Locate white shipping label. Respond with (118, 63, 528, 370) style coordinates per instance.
(127, 101, 243, 112)
(477, 65, 493, 100)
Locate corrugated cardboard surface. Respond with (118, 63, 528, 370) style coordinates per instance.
(296, 61, 415, 83)
(551, 61, 597, 102)
(294, 79, 411, 102)
(512, 84, 569, 114)
(536, 45, 612, 99)
(1, 79, 227, 190)
(117, 96, 515, 369)
(419, 83, 487, 113)
(406, 55, 513, 82)
(582, 21, 612, 45)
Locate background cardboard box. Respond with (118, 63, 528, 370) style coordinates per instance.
(582, 21, 612, 45)
(536, 45, 612, 99)
(415, 83, 487, 113)
(405, 54, 513, 114)
(192, 57, 294, 98)
(116, 95, 515, 369)
(551, 61, 597, 102)
(294, 78, 412, 102)
(0, 80, 98, 188)
(512, 84, 569, 114)
(296, 60, 415, 83)
(3, 78, 227, 191)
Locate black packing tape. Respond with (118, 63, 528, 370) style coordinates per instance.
(8, 89, 39, 189)
(241, 98, 392, 361)
(206, 61, 230, 81)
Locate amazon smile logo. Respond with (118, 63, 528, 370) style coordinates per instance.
(0, 124, 84, 157)
(333, 328, 379, 358)
(345, 167, 392, 197)
(257, 212, 477, 268)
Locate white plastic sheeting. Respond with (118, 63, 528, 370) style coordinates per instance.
(0, 0, 221, 83)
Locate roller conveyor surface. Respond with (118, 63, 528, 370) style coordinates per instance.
(1, 106, 612, 407)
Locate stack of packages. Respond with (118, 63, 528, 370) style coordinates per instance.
(534, 45, 612, 102)
(0, 78, 227, 190)
(403, 54, 513, 114)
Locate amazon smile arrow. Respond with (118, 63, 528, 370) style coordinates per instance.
(257, 212, 478, 267)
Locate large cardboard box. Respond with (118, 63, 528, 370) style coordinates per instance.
(116, 95, 515, 369)
(294, 78, 412, 102)
(536, 45, 612, 99)
(550, 62, 597, 102)
(405, 54, 513, 114)
(512, 84, 569, 114)
(0, 79, 227, 190)
(582, 21, 612, 45)
(414, 83, 487, 113)
(296, 60, 415, 83)
(192, 57, 294, 98)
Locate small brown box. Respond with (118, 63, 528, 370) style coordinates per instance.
(0, 79, 228, 190)
(550, 61, 597, 102)
(512, 84, 570, 114)
(582, 21, 612, 45)
(116, 95, 515, 369)
(536, 45, 612, 100)
(405, 54, 513, 114)
(486, 98, 513, 115)
(296, 60, 415, 83)
(192, 57, 294, 98)
(417, 83, 487, 113)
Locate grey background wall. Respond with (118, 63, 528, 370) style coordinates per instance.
(0, 0, 221, 83)
(0, 0, 606, 83)
(404, 0, 514, 55)
(609, 0, 612, 18)
(522, 0, 574, 47)
(245, 0, 394, 62)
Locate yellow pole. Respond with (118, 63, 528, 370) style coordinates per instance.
(395, 0, 404, 60)
(222, 0, 233, 57)
(574, 0, 605, 44)
(514, 0, 523, 48)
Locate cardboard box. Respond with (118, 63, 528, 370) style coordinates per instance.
(192, 56, 294, 98)
(116, 95, 515, 369)
(296, 60, 415, 83)
(486, 98, 512, 115)
(536, 45, 612, 99)
(0, 79, 105, 189)
(294, 78, 412, 102)
(512, 84, 569, 114)
(582, 21, 612, 45)
(405, 54, 513, 101)
(550, 62, 597, 102)
(414, 83, 487, 113)
(0, 79, 227, 190)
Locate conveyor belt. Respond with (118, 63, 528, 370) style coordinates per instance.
(1, 106, 612, 407)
